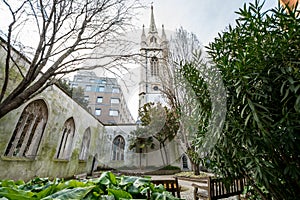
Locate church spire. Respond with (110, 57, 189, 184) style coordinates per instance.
(149, 4, 157, 33)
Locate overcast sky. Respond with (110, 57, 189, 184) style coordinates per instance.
(123, 0, 280, 119)
(136, 0, 278, 46)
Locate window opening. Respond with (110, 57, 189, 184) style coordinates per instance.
(96, 97, 103, 103)
(4, 100, 48, 159)
(111, 98, 120, 104)
(56, 117, 75, 160)
(109, 110, 119, 116)
(112, 136, 125, 160)
(150, 57, 159, 76)
(79, 128, 91, 161)
(95, 108, 101, 116)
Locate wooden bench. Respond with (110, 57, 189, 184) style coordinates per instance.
(192, 176, 246, 200)
(149, 177, 181, 198)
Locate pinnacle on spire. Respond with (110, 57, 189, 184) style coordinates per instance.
(149, 4, 157, 33)
(161, 24, 167, 41)
(141, 24, 146, 41)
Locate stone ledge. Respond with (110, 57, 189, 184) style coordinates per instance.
(1, 155, 35, 162)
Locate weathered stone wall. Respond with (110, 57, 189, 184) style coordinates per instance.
(102, 125, 183, 171)
(101, 125, 137, 169)
(0, 84, 105, 181)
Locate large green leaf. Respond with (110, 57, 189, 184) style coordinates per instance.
(56, 179, 88, 191)
(150, 191, 179, 200)
(119, 176, 138, 186)
(0, 180, 16, 188)
(133, 177, 151, 188)
(41, 186, 94, 200)
(0, 187, 34, 200)
(33, 183, 58, 199)
(98, 171, 117, 186)
(107, 188, 132, 200)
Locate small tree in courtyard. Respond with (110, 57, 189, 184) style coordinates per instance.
(138, 102, 180, 166)
(129, 127, 155, 169)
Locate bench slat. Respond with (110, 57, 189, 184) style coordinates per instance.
(193, 177, 247, 200)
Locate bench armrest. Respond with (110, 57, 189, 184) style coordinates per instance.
(192, 183, 209, 191)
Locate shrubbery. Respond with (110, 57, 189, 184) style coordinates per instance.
(208, 1, 299, 199)
(0, 171, 180, 200)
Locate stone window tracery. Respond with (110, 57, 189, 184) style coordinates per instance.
(112, 135, 125, 161)
(150, 56, 159, 76)
(4, 100, 48, 159)
(79, 128, 91, 161)
(56, 117, 75, 160)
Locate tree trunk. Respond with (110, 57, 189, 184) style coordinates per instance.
(162, 143, 169, 165)
(139, 148, 142, 170)
(191, 161, 200, 175)
(159, 143, 166, 166)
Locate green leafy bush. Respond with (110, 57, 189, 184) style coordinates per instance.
(0, 172, 181, 200)
(204, 1, 300, 199)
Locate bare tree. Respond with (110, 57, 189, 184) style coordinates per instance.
(160, 27, 206, 174)
(0, 0, 141, 119)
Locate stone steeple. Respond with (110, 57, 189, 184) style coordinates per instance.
(139, 4, 169, 109)
(149, 5, 158, 33)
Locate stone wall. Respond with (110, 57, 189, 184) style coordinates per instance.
(0, 84, 105, 181)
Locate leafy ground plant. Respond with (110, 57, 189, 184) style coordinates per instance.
(0, 171, 181, 200)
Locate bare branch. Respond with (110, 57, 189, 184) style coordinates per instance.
(0, 0, 143, 118)
(0, 0, 27, 102)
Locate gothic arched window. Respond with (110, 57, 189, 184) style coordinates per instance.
(150, 36, 157, 43)
(150, 56, 159, 76)
(56, 117, 75, 160)
(112, 135, 125, 161)
(5, 99, 48, 159)
(79, 127, 91, 161)
(182, 154, 189, 169)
